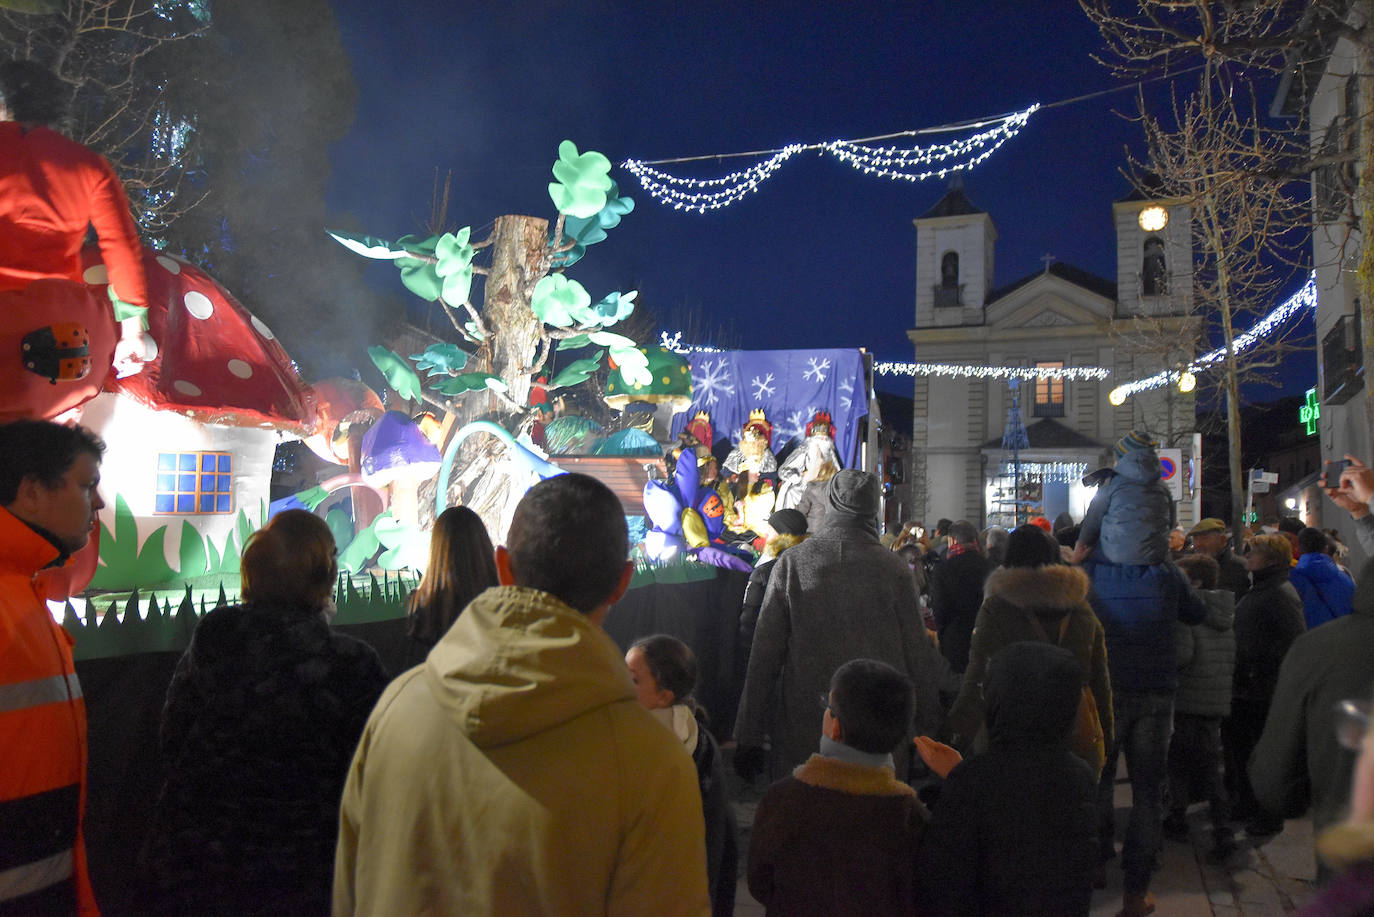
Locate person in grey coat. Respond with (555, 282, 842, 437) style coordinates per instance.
(733, 469, 951, 782)
(1164, 554, 1237, 863)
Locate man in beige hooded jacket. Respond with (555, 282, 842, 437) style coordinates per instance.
(334, 474, 710, 916)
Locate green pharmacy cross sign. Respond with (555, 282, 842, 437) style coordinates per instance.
(1299, 388, 1320, 436)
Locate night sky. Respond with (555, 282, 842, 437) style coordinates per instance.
(324, 1, 1314, 399)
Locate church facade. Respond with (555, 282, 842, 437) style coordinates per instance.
(905, 184, 1200, 532)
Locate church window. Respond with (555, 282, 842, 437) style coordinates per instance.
(1033, 362, 1065, 418)
(1141, 237, 1167, 296)
(935, 252, 962, 307)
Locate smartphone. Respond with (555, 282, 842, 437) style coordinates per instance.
(1325, 459, 1351, 489)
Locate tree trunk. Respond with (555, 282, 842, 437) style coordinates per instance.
(483, 214, 549, 410)
(432, 214, 551, 540)
(1202, 194, 1248, 549)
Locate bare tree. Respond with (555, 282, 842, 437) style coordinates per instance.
(0, 0, 209, 234)
(1083, 0, 1331, 539)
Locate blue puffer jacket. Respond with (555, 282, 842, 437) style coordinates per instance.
(1289, 551, 1355, 630)
(1086, 558, 1206, 693)
(1078, 450, 1174, 566)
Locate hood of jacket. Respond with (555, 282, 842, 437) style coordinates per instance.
(1198, 587, 1236, 631)
(984, 640, 1082, 746)
(983, 563, 1091, 616)
(1114, 448, 1163, 483)
(422, 585, 635, 748)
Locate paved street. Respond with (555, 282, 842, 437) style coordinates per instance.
(729, 759, 1322, 916)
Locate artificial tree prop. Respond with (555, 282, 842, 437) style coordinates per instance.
(329, 141, 650, 536)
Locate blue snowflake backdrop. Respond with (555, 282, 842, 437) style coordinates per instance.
(671, 349, 869, 466)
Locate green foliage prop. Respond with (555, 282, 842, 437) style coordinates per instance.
(411, 343, 469, 376)
(374, 512, 428, 571)
(92, 495, 174, 589)
(431, 372, 509, 396)
(435, 227, 475, 305)
(548, 351, 605, 390)
(531, 274, 592, 327)
(552, 181, 635, 268)
(548, 140, 614, 218)
(368, 345, 423, 401)
(395, 234, 443, 301)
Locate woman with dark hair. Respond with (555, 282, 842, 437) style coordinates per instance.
(139, 510, 388, 916)
(626, 635, 737, 917)
(947, 524, 1113, 774)
(402, 506, 498, 668)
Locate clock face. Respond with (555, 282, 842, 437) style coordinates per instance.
(1138, 205, 1169, 232)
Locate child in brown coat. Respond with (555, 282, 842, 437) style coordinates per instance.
(747, 659, 927, 916)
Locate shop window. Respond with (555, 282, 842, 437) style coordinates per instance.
(155, 451, 233, 514)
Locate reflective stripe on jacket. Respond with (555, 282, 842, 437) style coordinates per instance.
(0, 505, 96, 916)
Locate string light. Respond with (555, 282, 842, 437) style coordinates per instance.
(1108, 272, 1317, 404)
(874, 362, 1111, 381)
(622, 105, 1040, 213)
(991, 462, 1089, 484)
(659, 330, 724, 354)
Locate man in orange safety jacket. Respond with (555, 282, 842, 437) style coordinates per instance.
(0, 419, 105, 915)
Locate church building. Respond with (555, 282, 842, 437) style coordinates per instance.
(906, 182, 1199, 531)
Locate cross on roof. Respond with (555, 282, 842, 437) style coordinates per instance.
(1040, 253, 1056, 273)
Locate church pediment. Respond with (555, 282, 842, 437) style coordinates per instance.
(986, 272, 1115, 330)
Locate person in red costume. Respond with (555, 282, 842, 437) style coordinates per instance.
(0, 59, 153, 378)
(0, 419, 106, 915)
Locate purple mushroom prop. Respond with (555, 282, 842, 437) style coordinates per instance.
(361, 411, 442, 526)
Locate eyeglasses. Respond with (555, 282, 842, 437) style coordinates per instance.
(1334, 699, 1371, 751)
(818, 694, 834, 714)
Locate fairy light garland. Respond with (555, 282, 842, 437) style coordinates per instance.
(659, 330, 724, 354)
(622, 104, 1040, 213)
(991, 462, 1089, 484)
(1108, 271, 1317, 404)
(874, 362, 1111, 381)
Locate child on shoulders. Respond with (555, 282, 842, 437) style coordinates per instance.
(1073, 430, 1174, 567)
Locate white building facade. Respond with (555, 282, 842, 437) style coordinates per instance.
(906, 184, 1199, 531)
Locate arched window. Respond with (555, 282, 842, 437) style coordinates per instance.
(1142, 237, 1167, 296)
(940, 252, 959, 289)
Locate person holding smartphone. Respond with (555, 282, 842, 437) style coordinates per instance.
(1326, 455, 1374, 555)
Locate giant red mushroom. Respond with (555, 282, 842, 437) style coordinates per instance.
(81, 245, 317, 432)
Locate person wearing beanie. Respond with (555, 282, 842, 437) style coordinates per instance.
(734, 470, 954, 783)
(1072, 430, 1174, 567)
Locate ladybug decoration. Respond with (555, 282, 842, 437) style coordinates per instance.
(22, 322, 91, 384)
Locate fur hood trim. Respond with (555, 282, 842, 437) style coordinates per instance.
(792, 754, 916, 797)
(759, 533, 807, 564)
(1317, 820, 1374, 873)
(983, 564, 1091, 611)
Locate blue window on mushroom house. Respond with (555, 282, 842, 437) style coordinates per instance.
(154, 451, 233, 514)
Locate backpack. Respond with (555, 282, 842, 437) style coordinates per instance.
(1028, 612, 1107, 775)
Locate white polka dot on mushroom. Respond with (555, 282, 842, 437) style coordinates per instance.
(227, 359, 253, 379)
(250, 315, 275, 339)
(156, 255, 182, 275)
(82, 265, 108, 285)
(184, 291, 214, 319)
(173, 380, 202, 397)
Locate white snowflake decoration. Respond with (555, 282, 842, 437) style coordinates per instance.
(691, 357, 736, 407)
(777, 405, 822, 444)
(839, 377, 854, 411)
(751, 372, 776, 401)
(803, 357, 830, 383)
